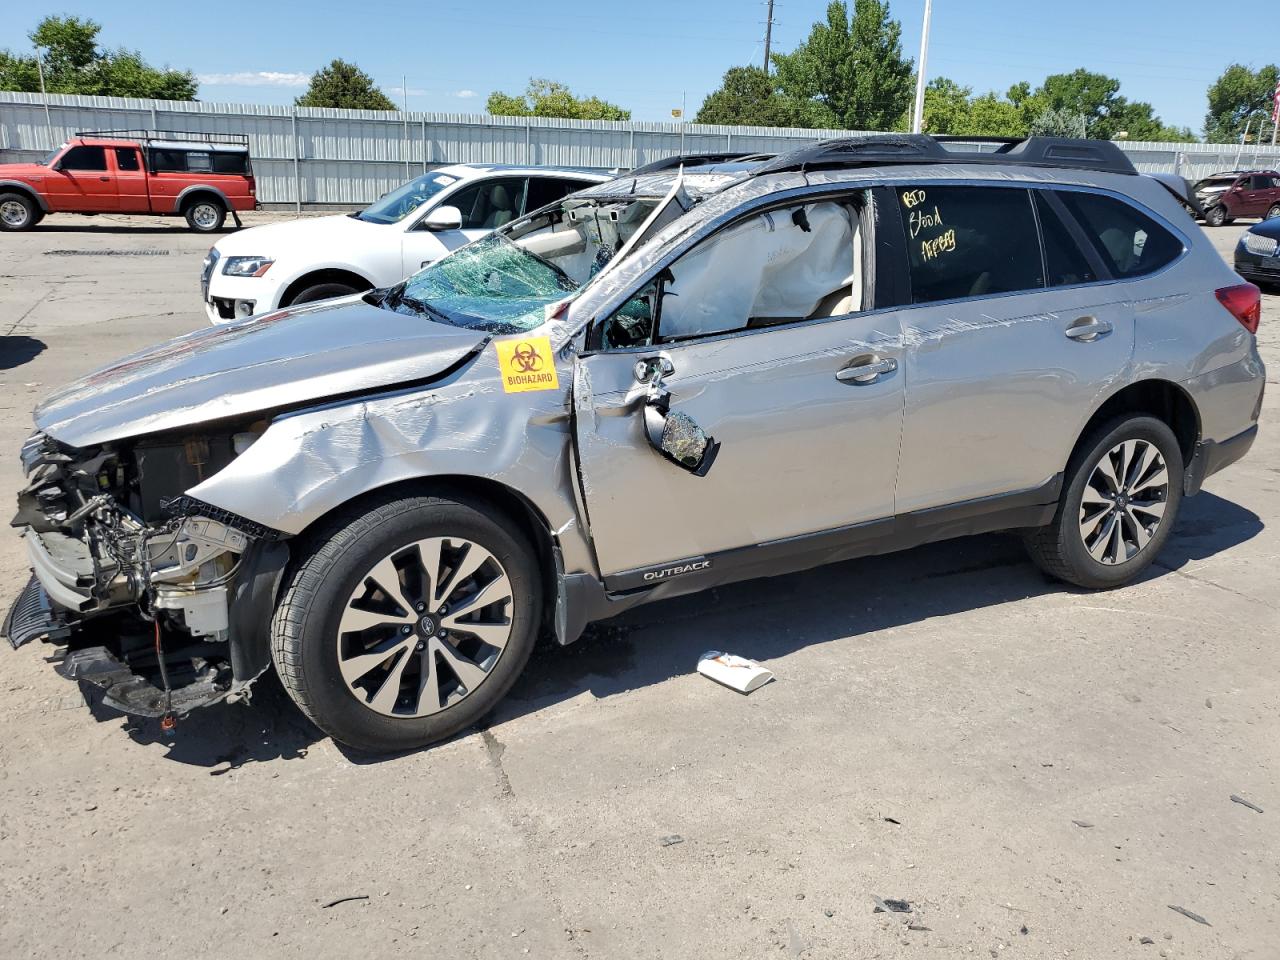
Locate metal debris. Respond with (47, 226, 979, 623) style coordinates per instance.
(907, 923, 931, 932)
(1167, 905, 1211, 926)
(1072, 820, 1094, 828)
(883, 816, 901, 824)
(322, 895, 369, 908)
(872, 896, 912, 914)
(659, 834, 684, 847)
(1230, 794, 1263, 813)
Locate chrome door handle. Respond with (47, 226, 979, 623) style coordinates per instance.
(836, 355, 897, 384)
(1064, 316, 1113, 341)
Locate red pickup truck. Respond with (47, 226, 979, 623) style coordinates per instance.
(0, 130, 257, 233)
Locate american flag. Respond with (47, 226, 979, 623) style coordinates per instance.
(1274, 78, 1280, 124)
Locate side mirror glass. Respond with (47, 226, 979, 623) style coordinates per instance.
(421, 205, 462, 231)
(638, 359, 719, 476)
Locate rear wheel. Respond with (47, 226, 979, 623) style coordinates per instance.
(184, 197, 226, 232)
(0, 193, 37, 231)
(1024, 416, 1183, 589)
(287, 281, 360, 306)
(1205, 205, 1228, 227)
(271, 494, 541, 752)
(1266, 204, 1280, 220)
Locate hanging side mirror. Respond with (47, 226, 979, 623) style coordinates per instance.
(636, 357, 719, 476)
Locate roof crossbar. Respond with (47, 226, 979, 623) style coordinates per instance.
(750, 134, 1138, 178)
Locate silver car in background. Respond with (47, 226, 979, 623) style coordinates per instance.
(4, 135, 1264, 752)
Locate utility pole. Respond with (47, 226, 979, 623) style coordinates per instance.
(402, 75, 410, 182)
(763, 0, 775, 75)
(34, 44, 53, 149)
(909, 0, 933, 134)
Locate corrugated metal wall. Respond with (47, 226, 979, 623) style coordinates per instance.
(4, 91, 1279, 208)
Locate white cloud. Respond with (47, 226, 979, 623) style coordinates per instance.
(197, 71, 310, 88)
(453, 89, 478, 99)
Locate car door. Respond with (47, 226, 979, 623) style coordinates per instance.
(111, 146, 148, 212)
(892, 184, 1181, 514)
(573, 193, 906, 586)
(47, 144, 118, 212)
(401, 176, 529, 275)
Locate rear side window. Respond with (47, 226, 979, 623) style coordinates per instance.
(1033, 192, 1096, 287)
(149, 148, 186, 172)
(897, 186, 1044, 304)
(211, 152, 249, 175)
(60, 145, 107, 171)
(1055, 191, 1183, 278)
(186, 151, 212, 172)
(525, 177, 587, 212)
(113, 148, 140, 171)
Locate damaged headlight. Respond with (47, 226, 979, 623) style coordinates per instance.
(222, 255, 275, 278)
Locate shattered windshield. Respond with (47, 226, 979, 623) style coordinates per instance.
(355, 172, 460, 224)
(384, 233, 580, 334)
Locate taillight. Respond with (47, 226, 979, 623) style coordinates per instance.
(1215, 283, 1261, 334)
(247, 175, 256, 196)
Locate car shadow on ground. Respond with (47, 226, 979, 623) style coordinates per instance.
(0, 336, 46, 370)
(87, 491, 1262, 769)
(31, 224, 236, 235)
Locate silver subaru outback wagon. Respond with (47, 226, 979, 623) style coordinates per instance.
(4, 136, 1264, 752)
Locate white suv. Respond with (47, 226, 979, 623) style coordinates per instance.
(201, 164, 608, 324)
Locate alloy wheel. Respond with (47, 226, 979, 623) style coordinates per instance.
(1078, 439, 1169, 565)
(336, 537, 514, 717)
(0, 200, 29, 228)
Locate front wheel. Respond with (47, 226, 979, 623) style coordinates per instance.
(0, 193, 37, 231)
(1205, 205, 1228, 227)
(271, 493, 541, 752)
(1024, 416, 1183, 589)
(287, 281, 359, 306)
(184, 197, 226, 232)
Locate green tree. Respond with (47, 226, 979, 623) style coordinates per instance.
(695, 66, 806, 126)
(964, 92, 1026, 137)
(295, 59, 396, 110)
(487, 78, 630, 121)
(771, 0, 914, 130)
(1011, 68, 1192, 141)
(1028, 107, 1088, 138)
(0, 15, 195, 99)
(1204, 63, 1280, 143)
(908, 77, 1025, 137)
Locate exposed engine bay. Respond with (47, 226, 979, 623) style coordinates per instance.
(7, 426, 284, 720)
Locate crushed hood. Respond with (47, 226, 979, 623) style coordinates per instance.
(35, 298, 488, 448)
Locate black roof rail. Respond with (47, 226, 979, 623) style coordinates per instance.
(627, 151, 775, 176)
(74, 129, 250, 148)
(749, 134, 1138, 178)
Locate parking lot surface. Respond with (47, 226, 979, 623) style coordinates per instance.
(0, 212, 1276, 959)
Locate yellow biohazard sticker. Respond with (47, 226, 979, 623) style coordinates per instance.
(495, 336, 560, 393)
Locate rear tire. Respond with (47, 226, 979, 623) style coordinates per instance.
(184, 197, 226, 232)
(271, 493, 541, 753)
(0, 193, 37, 231)
(287, 281, 360, 306)
(1024, 415, 1183, 589)
(1266, 204, 1280, 220)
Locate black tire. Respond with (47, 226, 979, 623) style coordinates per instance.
(271, 493, 542, 753)
(1205, 205, 1227, 227)
(1024, 415, 1183, 589)
(1266, 204, 1280, 221)
(183, 196, 226, 232)
(0, 192, 37, 232)
(287, 281, 360, 306)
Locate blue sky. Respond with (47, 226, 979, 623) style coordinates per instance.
(1, 1, 1271, 133)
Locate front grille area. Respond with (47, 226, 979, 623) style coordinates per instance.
(1244, 233, 1279, 258)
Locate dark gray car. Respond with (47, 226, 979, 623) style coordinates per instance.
(5, 136, 1265, 752)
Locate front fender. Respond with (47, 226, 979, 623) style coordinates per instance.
(188, 351, 598, 576)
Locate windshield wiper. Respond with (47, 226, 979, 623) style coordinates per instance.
(397, 294, 452, 324)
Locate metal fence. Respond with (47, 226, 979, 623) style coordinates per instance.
(4, 90, 1280, 209)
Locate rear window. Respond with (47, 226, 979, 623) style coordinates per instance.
(1055, 191, 1183, 279)
(898, 186, 1044, 304)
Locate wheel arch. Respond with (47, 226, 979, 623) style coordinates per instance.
(175, 185, 230, 215)
(1070, 378, 1200, 476)
(0, 180, 49, 213)
(278, 267, 375, 307)
(293, 474, 562, 643)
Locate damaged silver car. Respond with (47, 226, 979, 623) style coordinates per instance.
(4, 136, 1264, 752)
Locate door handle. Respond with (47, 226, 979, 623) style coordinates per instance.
(1064, 316, 1113, 342)
(98, 176, 110, 182)
(836, 355, 897, 384)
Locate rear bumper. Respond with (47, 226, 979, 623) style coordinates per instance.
(1185, 425, 1259, 496)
